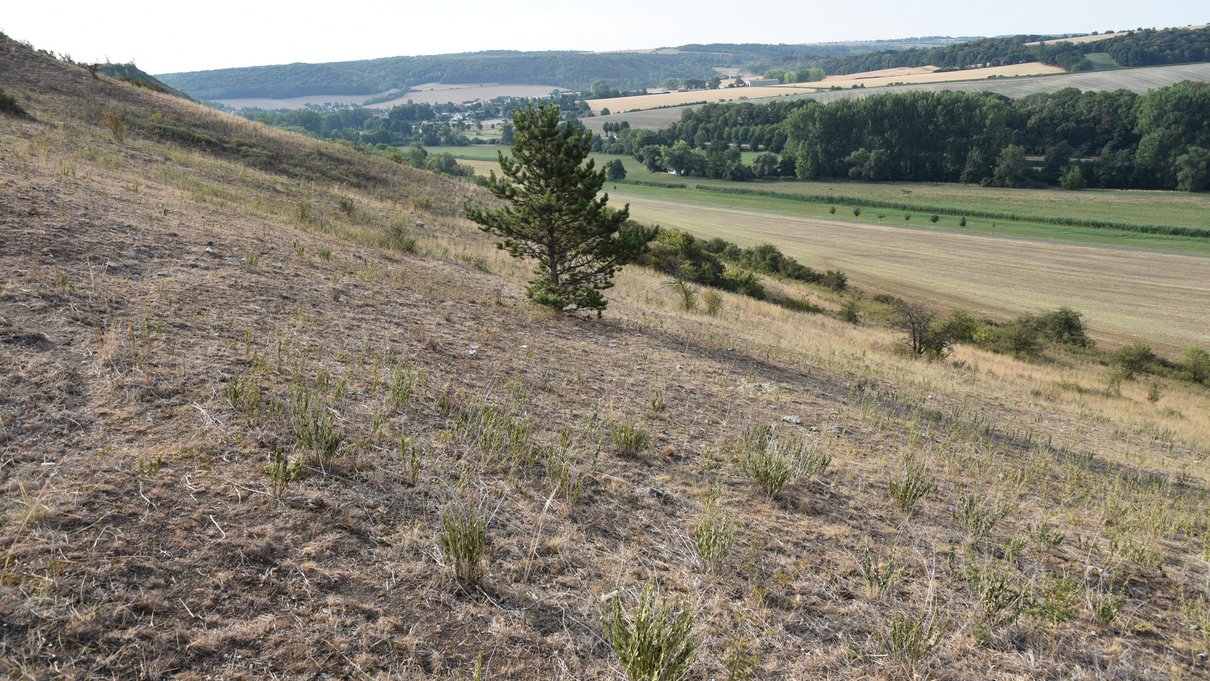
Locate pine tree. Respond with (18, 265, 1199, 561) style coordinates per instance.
(465, 104, 655, 313)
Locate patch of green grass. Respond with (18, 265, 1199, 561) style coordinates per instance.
(1084, 53, 1120, 70)
(440, 144, 1210, 248)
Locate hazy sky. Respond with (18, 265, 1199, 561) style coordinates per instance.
(3, 1, 1205, 74)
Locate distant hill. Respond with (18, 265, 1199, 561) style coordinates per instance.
(96, 62, 193, 100)
(156, 38, 977, 101)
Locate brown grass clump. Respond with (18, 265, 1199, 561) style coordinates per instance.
(2, 34, 1209, 679)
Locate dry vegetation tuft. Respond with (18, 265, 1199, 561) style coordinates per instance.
(2, 34, 1209, 679)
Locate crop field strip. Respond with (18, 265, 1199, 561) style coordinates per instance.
(587, 63, 1068, 113)
(582, 62, 1210, 130)
(448, 149, 1210, 252)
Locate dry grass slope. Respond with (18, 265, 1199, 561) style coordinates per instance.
(2, 36, 1209, 679)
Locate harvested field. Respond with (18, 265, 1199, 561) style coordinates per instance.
(587, 86, 814, 114)
(1025, 32, 1130, 46)
(588, 63, 1067, 114)
(793, 62, 1066, 91)
(584, 62, 1210, 130)
(614, 193, 1210, 349)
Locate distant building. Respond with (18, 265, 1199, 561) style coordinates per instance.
(745, 78, 780, 87)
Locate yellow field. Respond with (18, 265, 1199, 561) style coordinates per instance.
(614, 193, 1210, 350)
(1025, 32, 1130, 46)
(792, 62, 1066, 91)
(589, 63, 1068, 113)
(587, 85, 815, 113)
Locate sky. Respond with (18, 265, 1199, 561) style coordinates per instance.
(3, 1, 1206, 75)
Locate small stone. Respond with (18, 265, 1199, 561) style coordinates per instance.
(104, 260, 122, 269)
(808, 425, 819, 433)
(644, 486, 674, 504)
(155, 270, 171, 277)
(781, 415, 802, 425)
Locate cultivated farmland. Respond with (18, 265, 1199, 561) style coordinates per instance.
(613, 192, 1210, 349)
(446, 142, 1210, 348)
(583, 62, 1210, 130)
(586, 63, 1067, 114)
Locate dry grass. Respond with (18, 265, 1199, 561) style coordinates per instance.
(2, 35, 1209, 680)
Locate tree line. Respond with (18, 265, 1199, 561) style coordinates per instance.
(604, 82, 1210, 191)
(817, 26, 1210, 75)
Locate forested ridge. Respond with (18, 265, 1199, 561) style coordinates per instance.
(600, 81, 1210, 191)
(157, 39, 973, 101)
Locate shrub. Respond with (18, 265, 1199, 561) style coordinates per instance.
(721, 268, 766, 299)
(888, 454, 936, 511)
(668, 278, 697, 311)
(600, 584, 697, 681)
(821, 269, 847, 291)
(702, 288, 723, 316)
(838, 299, 860, 324)
(940, 309, 981, 343)
(1060, 164, 1087, 190)
(929, 214, 940, 223)
(101, 111, 127, 143)
(1182, 346, 1209, 384)
(878, 610, 946, 674)
(693, 492, 736, 570)
(994, 318, 1043, 357)
(1035, 307, 1091, 347)
(744, 446, 794, 499)
(0, 87, 26, 117)
(852, 207, 861, 216)
(859, 548, 903, 596)
(895, 302, 951, 358)
(1110, 342, 1156, 380)
(612, 421, 650, 456)
(440, 501, 487, 586)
